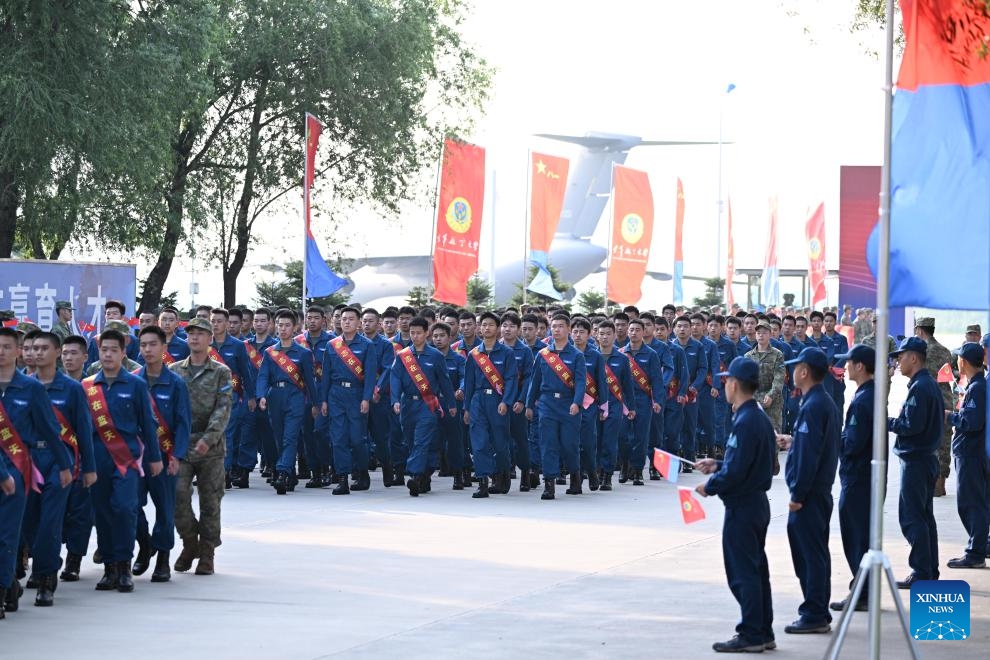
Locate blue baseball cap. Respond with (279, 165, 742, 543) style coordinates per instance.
(785, 347, 830, 371)
(835, 344, 875, 368)
(952, 342, 985, 367)
(982, 332, 990, 349)
(889, 335, 928, 358)
(715, 356, 760, 386)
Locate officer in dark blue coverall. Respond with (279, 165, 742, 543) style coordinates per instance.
(779, 347, 840, 634)
(691, 313, 720, 458)
(643, 314, 674, 478)
(945, 342, 988, 569)
(297, 305, 334, 488)
(242, 309, 277, 483)
(657, 320, 689, 473)
(829, 344, 878, 613)
(823, 311, 849, 411)
(390, 317, 456, 497)
(672, 316, 708, 467)
(697, 356, 777, 653)
(619, 319, 662, 486)
(888, 336, 943, 587)
(432, 322, 467, 490)
(595, 320, 636, 492)
(257, 310, 318, 495)
(708, 315, 737, 458)
(210, 308, 256, 489)
(362, 308, 397, 487)
(501, 312, 535, 492)
(526, 314, 587, 499)
(322, 307, 377, 495)
(572, 317, 606, 491)
(521, 313, 547, 488)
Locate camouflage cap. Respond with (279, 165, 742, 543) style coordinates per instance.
(185, 317, 213, 334)
(965, 324, 982, 335)
(55, 300, 74, 311)
(15, 321, 41, 334)
(104, 320, 131, 335)
(914, 316, 935, 329)
(0, 310, 15, 322)
(755, 320, 772, 332)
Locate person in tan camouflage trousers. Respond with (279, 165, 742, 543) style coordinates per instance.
(745, 321, 786, 431)
(913, 317, 954, 496)
(169, 318, 233, 575)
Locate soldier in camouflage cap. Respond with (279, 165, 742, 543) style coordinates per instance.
(85, 320, 141, 376)
(52, 301, 74, 342)
(913, 317, 954, 496)
(745, 321, 786, 431)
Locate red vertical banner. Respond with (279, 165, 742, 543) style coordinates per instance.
(432, 138, 486, 306)
(805, 202, 826, 308)
(529, 152, 570, 263)
(607, 165, 654, 305)
(304, 113, 321, 236)
(725, 197, 735, 307)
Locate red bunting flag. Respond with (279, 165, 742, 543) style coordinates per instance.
(529, 152, 570, 261)
(936, 363, 954, 383)
(805, 202, 826, 308)
(607, 165, 654, 305)
(432, 138, 486, 306)
(678, 487, 706, 524)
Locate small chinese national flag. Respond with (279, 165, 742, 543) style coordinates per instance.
(652, 449, 680, 483)
(936, 363, 954, 383)
(678, 487, 706, 524)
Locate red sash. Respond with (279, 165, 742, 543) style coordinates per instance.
(622, 349, 653, 397)
(296, 334, 324, 379)
(330, 337, 365, 382)
(0, 399, 42, 493)
(603, 363, 624, 403)
(82, 377, 142, 476)
(470, 347, 504, 395)
(162, 351, 175, 366)
(540, 348, 576, 389)
(208, 347, 243, 394)
(51, 407, 81, 478)
(244, 340, 263, 370)
(398, 348, 442, 415)
(265, 346, 306, 391)
(148, 397, 175, 461)
(667, 376, 680, 400)
(391, 340, 403, 356)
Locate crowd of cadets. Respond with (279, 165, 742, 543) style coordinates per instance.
(1, 296, 987, 644)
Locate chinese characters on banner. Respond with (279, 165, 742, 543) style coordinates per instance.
(607, 165, 654, 305)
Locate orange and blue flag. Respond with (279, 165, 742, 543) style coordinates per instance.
(303, 113, 346, 298)
(867, 0, 990, 310)
(761, 197, 780, 306)
(673, 179, 685, 304)
(652, 448, 680, 483)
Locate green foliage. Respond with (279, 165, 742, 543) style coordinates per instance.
(693, 277, 726, 308)
(467, 274, 493, 309)
(576, 290, 607, 314)
(254, 260, 349, 310)
(407, 285, 435, 308)
(510, 265, 571, 307)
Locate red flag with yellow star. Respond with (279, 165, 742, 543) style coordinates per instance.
(529, 152, 569, 266)
(433, 138, 486, 306)
(607, 165, 654, 305)
(678, 487, 706, 524)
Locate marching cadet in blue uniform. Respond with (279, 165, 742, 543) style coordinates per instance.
(656, 319, 689, 476)
(521, 313, 548, 488)
(241, 308, 277, 485)
(464, 312, 518, 499)
(707, 315, 737, 459)
(782, 315, 806, 433)
(297, 305, 334, 488)
(0, 327, 69, 615)
(84, 327, 163, 593)
(257, 310, 318, 495)
(209, 308, 256, 490)
(572, 317, 606, 491)
(777, 347, 840, 634)
(500, 312, 535, 493)
(804, 311, 835, 400)
(887, 336, 943, 587)
(945, 342, 988, 569)
(672, 315, 708, 469)
(132, 326, 191, 583)
(322, 307, 377, 495)
(594, 321, 636, 491)
(362, 308, 397, 488)
(829, 344, 878, 613)
(691, 313, 720, 459)
(823, 311, 849, 411)
(432, 322, 468, 490)
(390, 318, 456, 497)
(619, 319, 662, 486)
(642, 314, 675, 478)
(526, 314, 587, 499)
(158, 306, 191, 363)
(696, 357, 777, 653)
(19, 331, 80, 607)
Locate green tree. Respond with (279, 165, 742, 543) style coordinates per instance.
(510, 265, 571, 307)
(693, 277, 725, 308)
(254, 260, 349, 310)
(576, 290, 607, 314)
(467, 274, 493, 309)
(407, 285, 435, 308)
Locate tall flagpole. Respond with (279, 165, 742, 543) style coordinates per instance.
(428, 139, 445, 301)
(605, 163, 616, 307)
(522, 149, 531, 306)
(302, 113, 308, 316)
(489, 168, 497, 303)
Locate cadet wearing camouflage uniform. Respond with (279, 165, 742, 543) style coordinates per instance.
(51, 301, 74, 343)
(85, 320, 141, 375)
(745, 321, 786, 431)
(913, 317, 954, 496)
(169, 318, 233, 576)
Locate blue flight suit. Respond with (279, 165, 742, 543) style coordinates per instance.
(366, 333, 396, 470)
(35, 373, 94, 571)
(503, 340, 535, 475)
(134, 366, 190, 553)
(212, 334, 256, 473)
(695, 335, 720, 455)
(390, 345, 455, 476)
(464, 343, 518, 478)
(805, 334, 835, 401)
(597, 350, 636, 472)
(825, 331, 849, 411)
(322, 335, 377, 476)
(166, 335, 191, 362)
(662, 341, 690, 456)
(526, 344, 587, 479)
(705, 398, 777, 648)
(297, 331, 333, 472)
(578, 345, 607, 476)
(453, 335, 483, 470)
(889, 367, 943, 580)
(783, 336, 806, 433)
(785, 382, 841, 626)
(86, 370, 161, 563)
(645, 338, 675, 465)
(674, 337, 708, 461)
(948, 371, 989, 561)
(619, 343, 661, 472)
(437, 349, 467, 472)
(712, 335, 737, 449)
(242, 335, 277, 471)
(4, 372, 72, 584)
(256, 342, 318, 475)
(838, 379, 879, 595)
(524, 339, 547, 470)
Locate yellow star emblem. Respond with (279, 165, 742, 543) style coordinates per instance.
(536, 160, 547, 175)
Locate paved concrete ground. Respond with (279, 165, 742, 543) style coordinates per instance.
(3, 379, 988, 659)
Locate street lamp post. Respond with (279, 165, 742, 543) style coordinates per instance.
(716, 83, 735, 283)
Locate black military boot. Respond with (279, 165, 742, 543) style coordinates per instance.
(305, 466, 323, 488)
(488, 472, 503, 495)
(541, 477, 556, 500)
(34, 574, 55, 607)
(0, 586, 5, 619)
(588, 469, 600, 491)
(235, 467, 250, 488)
(423, 470, 433, 493)
(60, 553, 82, 582)
(472, 476, 490, 499)
(260, 464, 273, 480)
(519, 470, 531, 492)
(555, 474, 567, 485)
(382, 462, 395, 488)
(452, 470, 465, 490)
(407, 474, 421, 497)
(132, 533, 154, 576)
(116, 561, 134, 593)
(321, 465, 334, 487)
(351, 469, 371, 491)
(151, 550, 171, 583)
(649, 466, 662, 481)
(632, 469, 645, 486)
(95, 563, 119, 591)
(566, 472, 583, 495)
(332, 473, 350, 495)
(466, 467, 478, 485)
(224, 470, 232, 490)
(618, 461, 630, 484)
(390, 463, 406, 487)
(600, 472, 613, 491)
(274, 471, 288, 495)
(528, 468, 541, 489)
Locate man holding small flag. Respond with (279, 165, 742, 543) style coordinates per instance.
(696, 356, 777, 653)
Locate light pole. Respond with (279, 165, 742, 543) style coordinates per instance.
(716, 83, 736, 282)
